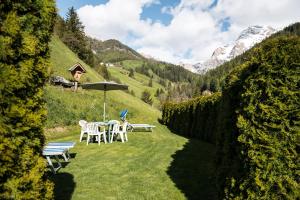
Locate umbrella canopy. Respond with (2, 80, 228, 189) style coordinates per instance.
(81, 81, 128, 121)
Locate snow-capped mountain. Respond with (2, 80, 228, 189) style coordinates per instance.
(187, 25, 276, 74)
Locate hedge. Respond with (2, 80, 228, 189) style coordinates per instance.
(161, 36, 300, 199)
(0, 1, 56, 199)
(162, 93, 221, 143)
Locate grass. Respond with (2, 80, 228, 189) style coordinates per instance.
(47, 126, 216, 200)
(46, 36, 217, 199)
(108, 66, 164, 107)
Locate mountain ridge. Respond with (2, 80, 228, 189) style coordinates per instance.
(87, 37, 145, 63)
(183, 25, 276, 74)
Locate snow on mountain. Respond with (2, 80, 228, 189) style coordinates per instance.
(184, 25, 276, 74)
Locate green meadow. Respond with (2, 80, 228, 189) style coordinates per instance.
(46, 36, 216, 199)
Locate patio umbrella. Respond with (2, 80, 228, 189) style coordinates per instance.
(81, 81, 128, 121)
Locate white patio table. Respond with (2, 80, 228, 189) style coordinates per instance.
(93, 121, 114, 143)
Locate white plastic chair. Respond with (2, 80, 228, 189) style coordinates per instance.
(79, 120, 88, 142)
(108, 120, 120, 143)
(111, 121, 128, 143)
(86, 123, 107, 145)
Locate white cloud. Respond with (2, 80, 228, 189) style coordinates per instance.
(77, 0, 300, 64)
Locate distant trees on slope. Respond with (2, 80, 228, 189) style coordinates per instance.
(54, 7, 95, 67)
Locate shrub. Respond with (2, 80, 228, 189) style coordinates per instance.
(141, 90, 153, 105)
(161, 36, 300, 199)
(223, 36, 300, 199)
(0, 1, 56, 199)
(129, 68, 134, 78)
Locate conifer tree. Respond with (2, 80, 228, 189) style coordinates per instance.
(61, 7, 95, 66)
(141, 90, 153, 105)
(0, 1, 56, 199)
(148, 78, 153, 87)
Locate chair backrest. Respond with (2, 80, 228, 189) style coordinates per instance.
(79, 120, 87, 127)
(108, 120, 120, 133)
(86, 123, 97, 134)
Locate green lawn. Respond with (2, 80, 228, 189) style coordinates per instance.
(46, 36, 217, 199)
(47, 125, 216, 200)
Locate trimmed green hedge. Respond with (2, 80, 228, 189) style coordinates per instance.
(0, 1, 56, 199)
(162, 93, 221, 143)
(161, 36, 300, 199)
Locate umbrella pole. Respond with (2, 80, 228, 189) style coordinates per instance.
(103, 90, 106, 121)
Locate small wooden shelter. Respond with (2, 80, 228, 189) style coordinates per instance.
(68, 62, 86, 81)
(68, 63, 86, 91)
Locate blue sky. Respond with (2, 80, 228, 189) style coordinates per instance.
(56, 0, 300, 63)
(57, 0, 222, 26)
(57, 0, 181, 25)
(57, 0, 108, 18)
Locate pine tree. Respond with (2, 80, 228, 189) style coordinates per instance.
(148, 78, 153, 87)
(96, 65, 111, 80)
(0, 1, 56, 199)
(141, 90, 153, 105)
(61, 7, 95, 67)
(129, 68, 134, 78)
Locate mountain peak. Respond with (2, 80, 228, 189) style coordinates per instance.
(186, 25, 276, 74)
(237, 25, 275, 40)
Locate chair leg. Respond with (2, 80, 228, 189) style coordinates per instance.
(124, 132, 128, 141)
(87, 135, 90, 145)
(120, 133, 124, 143)
(79, 132, 82, 142)
(103, 133, 107, 144)
(62, 152, 69, 162)
(110, 132, 114, 143)
(46, 156, 56, 174)
(98, 135, 100, 145)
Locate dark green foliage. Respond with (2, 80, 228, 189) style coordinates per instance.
(155, 88, 160, 97)
(225, 36, 300, 199)
(162, 93, 221, 143)
(130, 90, 135, 97)
(54, 7, 95, 67)
(210, 78, 220, 92)
(162, 35, 300, 199)
(148, 78, 153, 87)
(141, 90, 153, 105)
(129, 68, 134, 78)
(95, 65, 111, 80)
(0, 0, 56, 199)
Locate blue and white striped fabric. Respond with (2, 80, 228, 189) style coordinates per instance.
(120, 109, 128, 121)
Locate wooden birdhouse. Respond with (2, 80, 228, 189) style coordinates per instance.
(68, 62, 86, 91)
(68, 62, 86, 82)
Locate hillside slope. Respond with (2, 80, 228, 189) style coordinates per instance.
(47, 36, 160, 127)
(88, 37, 144, 63)
(46, 36, 217, 200)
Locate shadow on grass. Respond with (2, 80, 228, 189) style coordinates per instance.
(69, 153, 77, 159)
(167, 138, 217, 200)
(50, 173, 76, 200)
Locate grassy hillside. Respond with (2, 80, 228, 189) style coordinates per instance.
(47, 36, 161, 127)
(46, 36, 216, 199)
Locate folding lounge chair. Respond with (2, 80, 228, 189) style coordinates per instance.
(45, 142, 76, 160)
(43, 142, 76, 173)
(43, 148, 68, 174)
(128, 124, 155, 132)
